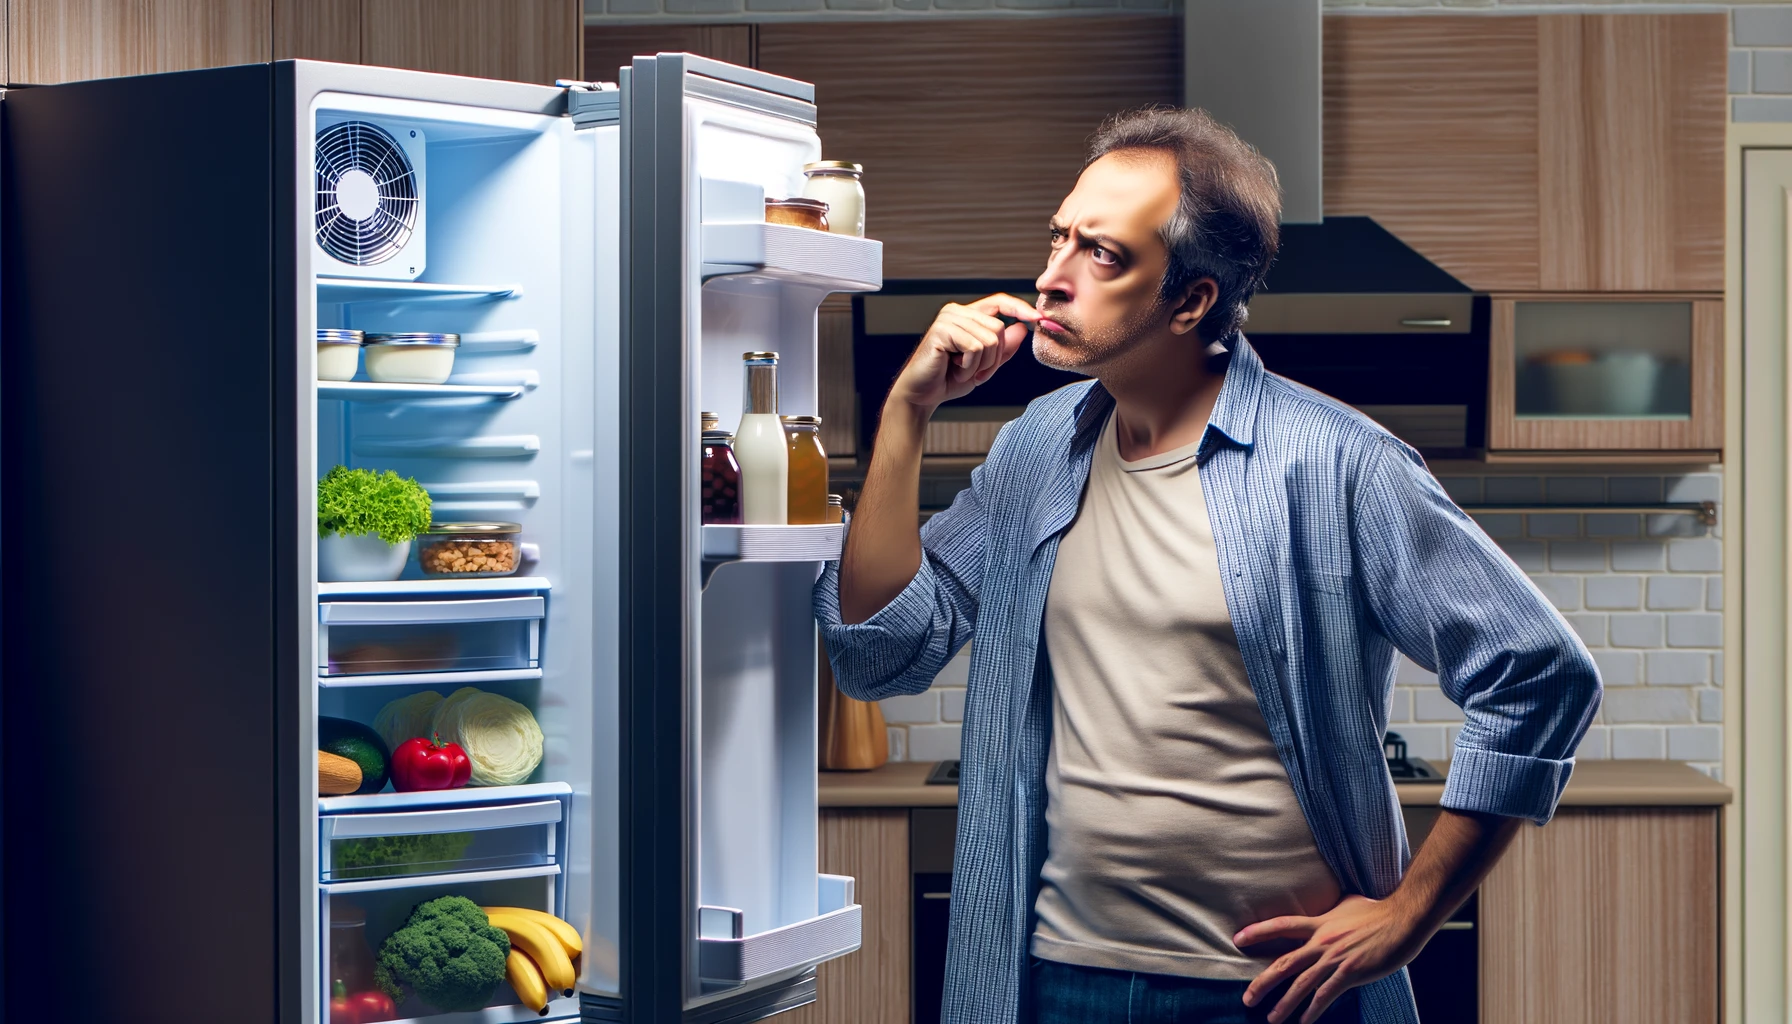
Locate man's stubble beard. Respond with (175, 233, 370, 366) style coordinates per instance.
(1032, 292, 1172, 376)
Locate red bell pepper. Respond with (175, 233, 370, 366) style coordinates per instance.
(390, 734, 472, 791)
(349, 989, 397, 1022)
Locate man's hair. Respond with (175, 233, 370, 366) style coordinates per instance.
(1084, 107, 1281, 343)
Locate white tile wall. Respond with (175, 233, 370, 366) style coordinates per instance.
(879, 471, 1725, 782)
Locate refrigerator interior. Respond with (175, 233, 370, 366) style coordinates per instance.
(305, 84, 619, 1024)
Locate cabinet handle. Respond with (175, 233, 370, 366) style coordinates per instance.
(1400, 318, 1454, 328)
(1438, 921, 1474, 931)
(921, 892, 951, 900)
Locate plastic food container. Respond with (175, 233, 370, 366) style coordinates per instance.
(363, 333, 460, 385)
(317, 329, 364, 382)
(420, 522, 522, 577)
(764, 197, 829, 231)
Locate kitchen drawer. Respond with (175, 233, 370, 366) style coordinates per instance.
(319, 784, 571, 886)
(319, 596, 543, 677)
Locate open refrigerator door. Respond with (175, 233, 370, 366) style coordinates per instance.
(618, 55, 882, 1022)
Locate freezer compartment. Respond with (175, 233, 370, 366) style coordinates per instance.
(696, 874, 861, 988)
(323, 875, 581, 1024)
(320, 596, 544, 677)
(320, 784, 570, 883)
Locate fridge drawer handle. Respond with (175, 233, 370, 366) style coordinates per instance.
(1399, 318, 1454, 328)
(319, 596, 545, 626)
(1437, 921, 1475, 931)
(323, 799, 564, 839)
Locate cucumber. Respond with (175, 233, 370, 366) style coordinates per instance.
(319, 716, 390, 794)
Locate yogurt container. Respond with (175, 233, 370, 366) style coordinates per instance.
(316, 329, 364, 382)
(363, 333, 459, 384)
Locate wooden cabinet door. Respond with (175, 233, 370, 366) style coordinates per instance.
(1538, 14, 1727, 293)
(1489, 294, 1722, 455)
(361, 0, 581, 85)
(10, 0, 270, 85)
(783, 809, 912, 1024)
(1480, 807, 1720, 1024)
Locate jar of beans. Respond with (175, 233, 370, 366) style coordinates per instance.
(420, 522, 522, 577)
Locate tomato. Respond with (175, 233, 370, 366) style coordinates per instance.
(349, 989, 397, 1022)
(390, 734, 472, 791)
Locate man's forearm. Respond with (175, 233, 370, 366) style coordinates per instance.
(1387, 808, 1522, 932)
(839, 400, 929, 624)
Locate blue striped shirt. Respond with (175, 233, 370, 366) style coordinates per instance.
(816, 337, 1601, 1024)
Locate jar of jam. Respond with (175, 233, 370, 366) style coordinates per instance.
(701, 412, 742, 525)
(781, 415, 829, 525)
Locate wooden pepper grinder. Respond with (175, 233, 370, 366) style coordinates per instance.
(819, 637, 888, 770)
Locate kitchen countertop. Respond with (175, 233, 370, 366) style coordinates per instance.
(818, 758, 1731, 809)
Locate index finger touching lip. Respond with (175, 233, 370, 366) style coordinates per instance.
(972, 292, 1041, 322)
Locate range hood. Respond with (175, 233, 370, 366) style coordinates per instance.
(1184, 0, 1474, 336)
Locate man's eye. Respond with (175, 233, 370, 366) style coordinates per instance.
(1091, 247, 1117, 267)
(1049, 229, 1066, 245)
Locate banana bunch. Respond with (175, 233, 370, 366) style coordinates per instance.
(481, 906, 582, 1015)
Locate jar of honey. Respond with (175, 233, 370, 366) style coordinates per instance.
(701, 412, 742, 525)
(781, 415, 829, 525)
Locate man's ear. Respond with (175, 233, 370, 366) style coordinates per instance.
(1170, 278, 1219, 337)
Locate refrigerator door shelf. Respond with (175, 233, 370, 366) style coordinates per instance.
(700, 222, 882, 292)
(318, 380, 526, 402)
(695, 874, 861, 987)
(700, 524, 844, 589)
(317, 277, 521, 305)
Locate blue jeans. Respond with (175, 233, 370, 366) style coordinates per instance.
(1030, 957, 1362, 1024)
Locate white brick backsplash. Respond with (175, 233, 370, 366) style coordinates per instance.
(1396, 656, 1437, 686)
(1714, 652, 1725, 685)
(1396, 726, 1448, 761)
(1734, 96, 1792, 122)
(1664, 474, 1722, 503)
(1668, 725, 1723, 762)
(1387, 688, 1413, 723)
(1611, 540, 1668, 571)
(907, 724, 964, 762)
(1707, 577, 1724, 611)
(880, 691, 939, 724)
(1611, 727, 1668, 759)
(1586, 514, 1639, 537)
(935, 653, 971, 688)
(1756, 48, 1792, 93)
(1584, 576, 1639, 610)
(1603, 687, 1693, 723)
(1412, 687, 1465, 722)
(941, 687, 966, 723)
(1608, 477, 1662, 503)
(1646, 575, 1704, 610)
(1485, 476, 1542, 503)
(1669, 539, 1722, 572)
(1609, 613, 1663, 648)
(1565, 613, 1608, 646)
(1592, 650, 1641, 686)
(886, 726, 907, 762)
(1699, 688, 1725, 723)
(1667, 613, 1723, 648)
(1546, 476, 1605, 503)
(1497, 539, 1546, 571)
(1737, 7, 1792, 47)
(1576, 726, 1609, 759)
(1647, 651, 1711, 685)
(1550, 541, 1607, 572)
(1473, 513, 1522, 539)
(1528, 513, 1582, 537)
(1437, 477, 1482, 504)
(1531, 575, 1582, 611)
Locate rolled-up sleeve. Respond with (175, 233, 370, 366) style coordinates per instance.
(814, 457, 991, 702)
(1352, 438, 1602, 825)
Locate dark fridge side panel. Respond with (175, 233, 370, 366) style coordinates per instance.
(1, 64, 294, 1021)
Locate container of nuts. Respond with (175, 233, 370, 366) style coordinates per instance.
(419, 522, 523, 578)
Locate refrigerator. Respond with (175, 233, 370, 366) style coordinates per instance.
(0, 54, 876, 1024)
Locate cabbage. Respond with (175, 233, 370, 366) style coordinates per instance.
(374, 690, 444, 753)
(430, 688, 544, 786)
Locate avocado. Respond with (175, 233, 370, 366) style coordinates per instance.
(319, 716, 390, 794)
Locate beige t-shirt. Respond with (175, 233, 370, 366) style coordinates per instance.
(1031, 413, 1342, 981)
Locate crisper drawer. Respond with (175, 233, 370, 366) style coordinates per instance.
(319, 784, 571, 885)
(697, 874, 862, 986)
(319, 595, 544, 677)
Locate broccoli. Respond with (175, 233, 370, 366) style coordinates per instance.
(374, 895, 511, 1012)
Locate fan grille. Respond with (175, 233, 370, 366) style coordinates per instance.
(315, 121, 419, 266)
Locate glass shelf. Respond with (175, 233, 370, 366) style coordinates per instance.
(316, 277, 521, 304)
(318, 380, 525, 401)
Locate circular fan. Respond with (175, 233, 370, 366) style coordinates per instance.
(315, 121, 419, 266)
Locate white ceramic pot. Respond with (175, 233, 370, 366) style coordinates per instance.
(318, 532, 411, 583)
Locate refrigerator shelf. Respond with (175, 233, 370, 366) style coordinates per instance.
(701, 524, 844, 563)
(320, 862, 559, 894)
(316, 277, 522, 304)
(697, 874, 861, 987)
(317, 667, 543, 688)
(370, 1000, 579, 1024)
(318, 380, 526, 402)
(321, 781, 573, 816)
(319, 577, 551, 598)
(699, 223, 882, 293)
(320, 784, 570, 885)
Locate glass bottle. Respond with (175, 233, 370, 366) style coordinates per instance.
(329, 902, 378, 995)
(701, 412, 742, 525)
(782, 415, 829, 525)
(826, 494, 845, 524)
(734, 353, 788, 525)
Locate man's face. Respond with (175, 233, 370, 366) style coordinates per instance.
(1032, 149, 1184, 374)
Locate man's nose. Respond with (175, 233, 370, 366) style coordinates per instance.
(1036, 246, 1075, 302)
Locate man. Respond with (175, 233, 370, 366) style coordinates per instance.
(816, 108, 1600, 1024)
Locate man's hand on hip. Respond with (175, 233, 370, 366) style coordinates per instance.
(1233, 894, 1427, 1024)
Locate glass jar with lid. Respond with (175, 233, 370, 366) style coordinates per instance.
(781, 415, 829, 525)
(419, 522, 522, 577)
(801, 161, 864, 237)
(316, 329, 364, 382)
(701, 411, 742, 525)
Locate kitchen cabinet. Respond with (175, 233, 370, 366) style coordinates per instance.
(9, 0, 271, 84)
(1488, 294, 1723, 457)
(1324, 13, 1725, 295)
(815, 761, 1728, 1024)
(360, 0, 580, 85)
